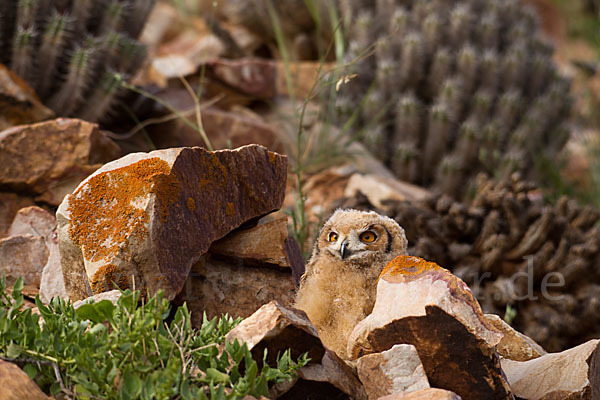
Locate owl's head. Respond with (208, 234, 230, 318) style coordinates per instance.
(315, 209, 408, 268)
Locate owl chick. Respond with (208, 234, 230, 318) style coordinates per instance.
(295, 208, 407, 359)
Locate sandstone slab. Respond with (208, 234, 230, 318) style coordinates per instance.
(485, 314, 546, 362)
(0, 118, 120, 205)
(57, 145, 287, 301)
(176, 254, 296, 324)
(0, 235, 48, 287)
(348, 256, 511, 400)
(379, 388, 462, 400)
(0, 360, 51, 400)
(225, 301, 366, 399)
(502, 339, 599, 399)
(0, 64, 54, 132)
(209, 217, 292, 267)
(357, 344, 430, 399)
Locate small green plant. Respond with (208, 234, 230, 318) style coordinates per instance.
(0, 277, 307, 399)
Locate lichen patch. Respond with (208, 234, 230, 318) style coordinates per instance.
(67, 157, 179, 263)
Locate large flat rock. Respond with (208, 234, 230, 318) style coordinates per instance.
(57, 144, 287, 301)
(502, 339, 599, 399)
(348, 256, 512, 400)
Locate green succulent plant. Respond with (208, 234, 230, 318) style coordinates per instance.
(0, 0, 154, 123)
(336, 0, 573, 198)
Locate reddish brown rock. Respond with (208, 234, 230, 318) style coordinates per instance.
(0, 193, 35, 239)
(0, 118, 120, 205)
(378, 388, 462, 400)
(0, 235, 48, 287)
(176, 254, 296, 324)
(485, 314, 546, 362)
(0, 360, 51, 400)
(0, 64, 54, 131)
(149, 107, 285, 153)
(225, 301, 367, 400)
(348, 256, 511, 400)
(357, 344, 430, 399)
(57, 145, 287, 301)
(501, 339, 599, 399)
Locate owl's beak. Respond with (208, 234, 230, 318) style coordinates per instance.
(340, 241, 350, 260)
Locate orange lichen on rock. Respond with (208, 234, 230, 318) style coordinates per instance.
(90, 263, 132, 292)
(68, 157, 179, 263)
(225, 202, 235, 216)
(187, 197, 196, 211)
(380, 255, 443, 279)
(268, 151, 277, 165)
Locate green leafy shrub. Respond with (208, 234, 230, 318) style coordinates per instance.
(0, 277, 307, 399)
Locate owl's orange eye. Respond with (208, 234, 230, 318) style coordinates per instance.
(359, 231, 377, 243)
(328, 232, 339, 242)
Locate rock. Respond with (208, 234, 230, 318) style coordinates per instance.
(176, 254, 295, 324)
(348, 255, 512, 400)
(209, 217, 293, 267)
(225, 301, 367, 399)
(149, 107, 285, 154)
(57, 144, 287, 301)
(0, 118, 120, 205)
(485, 314, 546, 362)
(501, 339, 600, 399)
(6, 206, 66, 303)
(357, 344, 430, 399)
(0, 360, 51, 400)
(0, 64, 54, 132)
(209, 58, 334, 99)
(0, 193, 35, 239)
(72, 290, 122, 309)
(39, 227, 67, 303)
(378, 388, 462, 400)
(0, 235, 48, 287)
(344, 174, 431, 209)
(8, 206, 55, 238)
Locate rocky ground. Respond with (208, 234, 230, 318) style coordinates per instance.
(1, 0, 600, 399)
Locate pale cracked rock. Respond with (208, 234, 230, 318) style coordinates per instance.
(502, 339, 600, 399)
(0, 360, 51, 400)
(225, 301, 367, 399)
(8, 206, 55, 238)
(57, 144, 287, 301)
(0, 234, 48, 287)
(0, 118, 120, 205)
(348, 255, 512, 400)
(357, 344, 430, 399)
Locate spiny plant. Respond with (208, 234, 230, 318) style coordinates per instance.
(0, 277, 307, 399)
(0, 0, 154, 123)
(335, 0, 573, 198)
